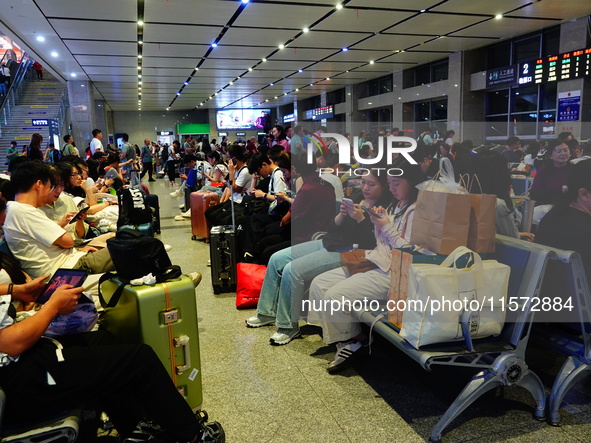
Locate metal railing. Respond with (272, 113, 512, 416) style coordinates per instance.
(0, 53, 34, 137)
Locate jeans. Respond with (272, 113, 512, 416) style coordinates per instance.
(256, 240, 343, 329)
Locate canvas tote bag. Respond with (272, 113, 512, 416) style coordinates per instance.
(399, 246, 510, 349)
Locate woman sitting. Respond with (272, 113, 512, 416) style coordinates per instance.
(530, 139, 572, 206)
(246, 164, 392, 346)
(307, 159, 424, 373)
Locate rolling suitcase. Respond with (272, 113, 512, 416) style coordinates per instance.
(98, 275, 203, 410)
(210, 225, 237, 294)
(145, 194, 161, 234)
(190, 191, 219, 240)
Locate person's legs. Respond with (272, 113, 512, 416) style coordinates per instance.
(0, 332, 202, 441)
(308, 268, 390, 345)
(74, 248, 114, 274)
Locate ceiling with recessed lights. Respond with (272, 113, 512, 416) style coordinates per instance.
(1, 0, 590, 111)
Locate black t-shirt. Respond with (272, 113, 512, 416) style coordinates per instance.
(537, 206, 591, 279)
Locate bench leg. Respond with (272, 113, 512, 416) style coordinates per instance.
(548, 356, 591, 426)
(429, 369, 502, 443)
(515, 369, 546, 420)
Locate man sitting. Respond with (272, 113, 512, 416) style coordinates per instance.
(4, 162, 114, 278)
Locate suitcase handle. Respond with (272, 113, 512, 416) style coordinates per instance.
(174, 334, 191, 374)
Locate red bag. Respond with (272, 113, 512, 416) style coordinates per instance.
(236, 263, 267, 309)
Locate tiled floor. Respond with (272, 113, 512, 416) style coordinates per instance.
(148, 178, 591, 442)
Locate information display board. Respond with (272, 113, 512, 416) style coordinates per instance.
(517, 48, 591, 85)
(304, 105, 334, 120)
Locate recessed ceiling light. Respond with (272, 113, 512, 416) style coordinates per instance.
(137, 66, 142, 70)
(211, 43, 217, 48)
(369, 60, 374, 64)
(51, 51, 58, 57)
(310, 83, 313, 86)
(420, 9, 426, 13)
(284, 93, 288, 95)
(326, 77, 330, 80)
(342, 47, 348, 52)
(336, 4, 343, 10)
(176, 92, 181, 96)
(137, 20, 144, 25)
(70, 73, 77, 78)
(295, 88, 299, 91)
(241, 0, 249, 3)
(303, 27, 309, 33)
(262, 58, 267, 62)
(166, 107, 170, 111)
(209, 96, 212, 99)
(138, 75, 142, 78)
(194, 67, 199, 71)
(269, 83, 274, 86)
(36, 36, 45, 42)
(138, 81, 142, 85)
(495, 14, 502, 19)
(298, 69, 303, 73)
(138, 40, 143, 45)
(248, 68, 253, 71)
(137, 55, 142, 59)
(265, 99, 269, 102)
(230, 81, 234, 85)
(279, 44, 285, 49)
(274, 96, 278, 99)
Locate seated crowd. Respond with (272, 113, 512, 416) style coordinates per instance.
(1, 124, 591, 441)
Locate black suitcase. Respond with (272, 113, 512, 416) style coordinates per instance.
(145, 194, 161, 234)
(209, 225, 236, 294)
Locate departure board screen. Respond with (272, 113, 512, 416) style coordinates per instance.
(528, 48, 591, 85)
(305, 105, 334, 120)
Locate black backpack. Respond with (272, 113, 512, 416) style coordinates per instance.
(105, 228, 173, 280)
(117, 187, 153, 227)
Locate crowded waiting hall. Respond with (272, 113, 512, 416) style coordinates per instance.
(0, 1, 591, 442)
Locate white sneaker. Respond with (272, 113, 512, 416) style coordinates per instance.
(179, 204, 185, 210)
(245, 314, 275, 328)
(270, 327, 301, 345)
(181, 209, 191, 218)
(174, 215, 186, 221)
(164, 244, 172, 252)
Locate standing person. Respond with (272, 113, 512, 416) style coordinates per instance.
(0, 63, 10, 88)
(271, 125, 290, 151)
(6, 141, 19, 170)
(32, 61, 43, 80)
(119, 133, 136, 181)
(290, 126, 305, 155)
(27, 133, 44, 161)
(444, 130, 455, 149)
(90, 129, 104, 155)
(139, 139, 155, 182)
(61, 135, 77, 157)
(43, 144, 60, 164)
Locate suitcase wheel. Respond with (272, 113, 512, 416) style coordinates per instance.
(191, 235, 197, 241)
(213, 286, 221, 294)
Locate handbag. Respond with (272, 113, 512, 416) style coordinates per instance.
(340, 249, 377, 275)
(236, 263, 267, 309)
(106, 228, 172, 280)
(399, 246, 510, 349)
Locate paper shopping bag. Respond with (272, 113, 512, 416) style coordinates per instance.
(467, 193, 497, 253)
(410, 189, 472, 254)
(388, 248, 413, 329)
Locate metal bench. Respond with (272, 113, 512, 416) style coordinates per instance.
(354, 235, 555, 442)
(529, 248, 591, 426)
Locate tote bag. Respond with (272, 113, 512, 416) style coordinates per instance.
(399, 246, 510, 349)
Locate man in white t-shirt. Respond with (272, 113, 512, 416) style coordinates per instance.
(90, 128, 104, 155)
(4, 162, 114, 279)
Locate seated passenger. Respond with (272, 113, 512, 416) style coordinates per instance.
(199, 151, 229, 197)
(4, 162, 114, 278)
(246, 165, 392, 345)
(0, 283, 224, 442)
(307, 160, 423, 372)
(536, 160, 591, 279)
(530, 139, 572, 206)
(471, 150, 534, 241)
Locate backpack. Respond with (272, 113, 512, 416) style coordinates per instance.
(105, 228, 173, 280)
(116, 187, 153, 227)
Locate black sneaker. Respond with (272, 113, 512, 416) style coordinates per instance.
(121, 419, 170, 442)
(198, 421, 225, 443)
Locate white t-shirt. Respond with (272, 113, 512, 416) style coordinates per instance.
(39, 194, 87, 244)
(4, 201, 85, 278)
(232, 166, 252, 204)
(0, 294, 18, 366)
(90, 138, 103, 155)
(320, 173, 345, 201)
(268, 168, 288, 213)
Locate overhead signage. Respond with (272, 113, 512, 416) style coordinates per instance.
(533, 48, 591, 84)
(283, 113, 295, 123)
(218, 132, 228, 137)
(486, 65, 517, 87)
(157, 131, 172, 136)
(32, 119, 48, 126)
(304, 105, 334, 120)
(236, 132, 246, 136)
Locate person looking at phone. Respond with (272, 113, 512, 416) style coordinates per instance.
(307, 159, 424, 373)
(246, 163, 392, 345)
(4, 162, 115, 279)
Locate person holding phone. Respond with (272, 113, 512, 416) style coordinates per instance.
(246, 163, 392, 345)
(307, 159, 424, 373)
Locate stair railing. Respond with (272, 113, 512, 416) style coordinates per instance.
(0, 53, 33, 137)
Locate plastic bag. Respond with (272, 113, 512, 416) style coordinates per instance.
(416, 157, 467, 194)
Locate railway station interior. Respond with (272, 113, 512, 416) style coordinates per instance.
(1, 0, 591, 442)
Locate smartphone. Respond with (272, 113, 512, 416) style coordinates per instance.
(360, 205, 383, 218)
(68, 206, 90, 224)
(341, 198, 354, 206)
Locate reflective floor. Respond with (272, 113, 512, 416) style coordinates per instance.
(149, 178, 591, 443)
